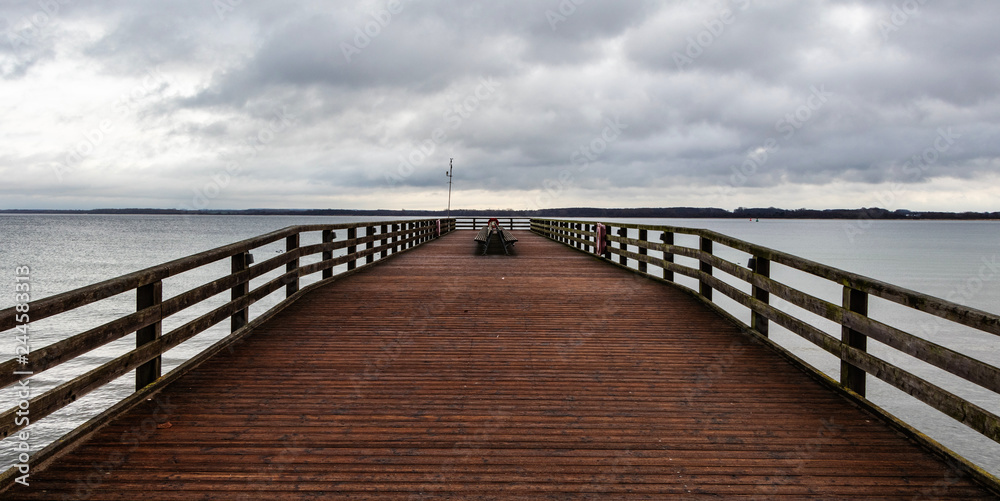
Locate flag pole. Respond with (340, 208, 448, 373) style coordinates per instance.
(446, 158, 453, 219)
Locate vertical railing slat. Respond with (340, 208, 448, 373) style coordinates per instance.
(230, 253, 249, 331)
(135, 281, 162, 390)
(751, 257, 770, 337)
(699, 237, 713, 301)
(638, 229, 648, 273)
(381, 224, 389, 258)
(841, 287, 869, 396)
(286, 234, 299, 296)
(618, 227, 628, 266)
(366, 226, 375, 264)
(322, 230, 335, 280)
(347, 227, 357, 270)
(602, 224, 611, 260)
(660, 231, 674, 282)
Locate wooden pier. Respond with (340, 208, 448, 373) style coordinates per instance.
(2, 219, 999, 498)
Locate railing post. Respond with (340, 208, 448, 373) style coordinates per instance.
(617, 227, 628, 266)
(751, 257, 770, 337)
(660, 231, 674, 282)
(230, 254, 249, 331)
(347, 227, 357, 270)
(322, 230, 335, 279)
(392, 224, 399, 253)
(576, 223, 583, 249)
(699, 237, 713, 301)
(381, 224, 389, 258)
(366, 226, 375, 264)
(638, 229, 647, 273)
(472, 218, 477, 230)
(841, 287, 869, 396)
(602, 225, 611, 260)
(136, 280, 162, 390)
(286, 233, 299, 296)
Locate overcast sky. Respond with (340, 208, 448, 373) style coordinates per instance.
(1, 0, 999, 211)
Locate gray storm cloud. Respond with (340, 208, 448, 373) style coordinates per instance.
(1, 0, 999, 210)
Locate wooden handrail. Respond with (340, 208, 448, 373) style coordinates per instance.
(0, 218, 449, 445)
(453, 217, 532, 230)
(0, 219, 448, 331)
(530, 218, 1000, 451)
(533, 218, 1000, 336)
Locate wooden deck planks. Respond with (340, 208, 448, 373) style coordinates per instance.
(9, 230, 995, 499)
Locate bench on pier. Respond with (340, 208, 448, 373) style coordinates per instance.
(474, 218, 518, 255)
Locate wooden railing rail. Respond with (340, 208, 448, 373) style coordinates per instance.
(530, 218, 1000, 454)
(453, 217, 531, 230)
(0, 218, 451, 447)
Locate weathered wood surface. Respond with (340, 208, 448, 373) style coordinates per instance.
(455, 217, 530, 230)
(0, 220, 440, 332)
(532, 220, 1000, 445)
(0, 223, 440, 447)
(535, 218, 1000, 336)
(7, 231, 994, 499)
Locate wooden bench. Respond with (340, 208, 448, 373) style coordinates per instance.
(474, 219, 518, 255)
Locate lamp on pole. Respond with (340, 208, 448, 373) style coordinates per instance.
(446, 158, 453, 219)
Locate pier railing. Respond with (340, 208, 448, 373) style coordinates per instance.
(453, 217, 531, 231)
(531, 218, 1000, 479)
(0, 218, 452, 482)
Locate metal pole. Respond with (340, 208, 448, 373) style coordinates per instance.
(446, 158, 453, 219)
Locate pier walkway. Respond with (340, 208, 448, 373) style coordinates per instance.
(7, 230, 997, 499)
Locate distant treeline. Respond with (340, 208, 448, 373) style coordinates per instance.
(2, 207, 999, 219)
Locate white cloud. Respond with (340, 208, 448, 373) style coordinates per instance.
(1, 0, 999, 211)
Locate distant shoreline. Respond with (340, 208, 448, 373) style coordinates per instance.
(1, 207, 999, 220)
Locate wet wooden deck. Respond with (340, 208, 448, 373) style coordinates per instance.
(12, 231, 995, 499)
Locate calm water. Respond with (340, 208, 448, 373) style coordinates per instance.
(1, 215, 999, 476)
